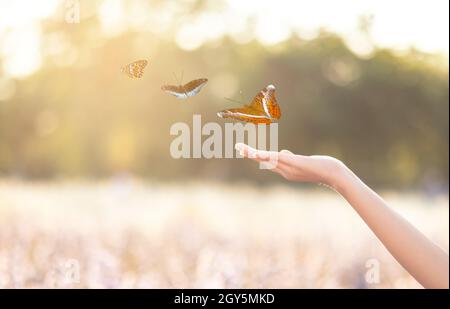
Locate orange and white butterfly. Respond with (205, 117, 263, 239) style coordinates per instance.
(217, 84, 281, 124)
(161, 78, 208, 99)
(121, 59, 148, 79)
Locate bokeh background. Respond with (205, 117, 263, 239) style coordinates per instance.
(0, 0, 448, 288)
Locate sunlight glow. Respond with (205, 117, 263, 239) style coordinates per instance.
(226, 0, 449, 56)
(0, 0, 448, 77)
(0, 0, 58, 78)
(0, 0, 58, 29)
(99, 0, 127, 37)
(2, 25, 42, 78)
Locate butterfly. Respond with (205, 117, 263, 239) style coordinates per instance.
(161, 78, 208, 99)
(121, 59, 148, 79)
(217, 84, 281, 124)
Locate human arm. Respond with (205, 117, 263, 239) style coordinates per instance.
(235, 143, 449, 288)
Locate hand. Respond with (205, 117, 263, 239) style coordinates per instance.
(235, 143, 347, 189)
(235, 143, 450, 288)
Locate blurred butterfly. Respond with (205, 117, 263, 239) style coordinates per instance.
(217, 84, 281, 124)
(121, 59, 148, 79)
(161, 72, 208, 99)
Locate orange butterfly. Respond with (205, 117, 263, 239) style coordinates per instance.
(162, 78, 208, 99)
(217, 85, 281, 124)
(121, 59, 148, 79)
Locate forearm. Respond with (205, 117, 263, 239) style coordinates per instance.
(334, 164, 449, 288)
(237, 143, 449, 287)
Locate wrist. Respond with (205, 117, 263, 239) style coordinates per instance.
(326, 159, 354, 193)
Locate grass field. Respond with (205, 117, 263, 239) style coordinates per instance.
(0, 179, 448, 288)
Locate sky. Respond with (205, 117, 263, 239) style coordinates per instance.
(0, 0, 448, 78)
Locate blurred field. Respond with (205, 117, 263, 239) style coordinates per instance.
(0, 179, 447, 288)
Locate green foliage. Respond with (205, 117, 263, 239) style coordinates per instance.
(0, 20, 448, 190)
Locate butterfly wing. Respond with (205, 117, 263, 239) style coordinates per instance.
(122, 59, 148, 79)
(217, 107, 272, 124)
(217, 84, 281, 124)
(250, 84, 281, 119)
(162, 78, 208, 99)
(161, 85, 189, 99)
(183, 78, 208, 98)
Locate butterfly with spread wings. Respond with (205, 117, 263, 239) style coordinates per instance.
(217, 84, 281, 124)
(161, 76, 208, 99)
(121, 59, 148, 79)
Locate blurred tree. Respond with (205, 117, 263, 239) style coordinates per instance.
(0, 2, 448, 191)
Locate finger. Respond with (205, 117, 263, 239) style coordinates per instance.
(262, 163, 289, 178)
(280, 149, 294, 155)
(278, 151, 308, 166)
(235, 143, 276, 162)
(236, 144, 299, 172)
(260, 161, 285, 173)
(259, 155, 296, 171)
(235, 143, 255, 158)
(235, 144, 291, 174)
(270, 167, 284, 174)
